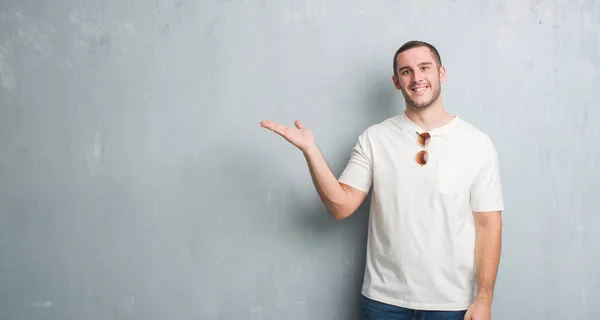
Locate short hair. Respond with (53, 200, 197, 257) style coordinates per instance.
(393, 40, 442, 77)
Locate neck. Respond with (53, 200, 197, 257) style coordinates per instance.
(404, 99, 455, 132)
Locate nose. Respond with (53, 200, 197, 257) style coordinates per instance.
(411, 69, 424, 83)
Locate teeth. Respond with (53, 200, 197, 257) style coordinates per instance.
(413, 87, 426, 92)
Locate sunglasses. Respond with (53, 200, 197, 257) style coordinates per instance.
(416, 131, 431, 166)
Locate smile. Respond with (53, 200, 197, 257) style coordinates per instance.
(410, 85, 429, 93)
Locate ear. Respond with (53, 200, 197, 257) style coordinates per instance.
(392, 75, 402, 90)
(439, 65, 447, 82)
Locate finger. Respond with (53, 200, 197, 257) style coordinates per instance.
(294, 120, 305, 129)
(260, 120, 280, 131)
(260, 120, 289, 136)
(260, 120, 276, 128)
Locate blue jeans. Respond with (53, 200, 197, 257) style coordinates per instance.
(361, 296, 467, 320)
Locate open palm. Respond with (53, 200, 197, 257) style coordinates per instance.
(260, 120, 315, 152)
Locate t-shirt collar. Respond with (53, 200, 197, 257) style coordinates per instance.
(397, 111, 458, 136)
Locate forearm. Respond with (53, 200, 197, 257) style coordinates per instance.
(474, 213, 502, 305)
(303, 145, 353, 219)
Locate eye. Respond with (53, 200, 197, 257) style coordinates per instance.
(421, 66, 429, 71)
(401, 70, 411, 75)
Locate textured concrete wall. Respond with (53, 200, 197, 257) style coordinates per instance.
(0, 0, 598, 319)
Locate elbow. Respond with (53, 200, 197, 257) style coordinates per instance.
(326, 184, 362, 220)
(328, 206, 354, 220)
(331, 212, 350, 220)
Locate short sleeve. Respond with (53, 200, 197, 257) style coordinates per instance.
(338, 132, 373, 193)
(470, 138, 505, 212)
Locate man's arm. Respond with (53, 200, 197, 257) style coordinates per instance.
(303, 145, 368, 220)
(466, 135, 504, 320)
(473, 210, 502, 306)
(260, 119, 368, 220)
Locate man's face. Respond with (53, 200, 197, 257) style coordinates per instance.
(392, 47, 446, 110)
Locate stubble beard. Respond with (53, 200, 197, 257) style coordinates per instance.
(402, 82, 442, 110)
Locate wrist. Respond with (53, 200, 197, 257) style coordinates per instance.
(302, 144, 319, 156)
(475, 294, 493, 306)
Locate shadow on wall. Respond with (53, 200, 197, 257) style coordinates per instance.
(257, 147, 372, 319)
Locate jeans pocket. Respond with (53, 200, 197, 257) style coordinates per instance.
(361, 296, 413, 320)
(448, 311, 467, 320)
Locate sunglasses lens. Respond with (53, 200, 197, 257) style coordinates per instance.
(416, 150, 428, 165)
(417, 132, 431, 146)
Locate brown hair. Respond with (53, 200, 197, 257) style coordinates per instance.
(393, 41, 442, 77)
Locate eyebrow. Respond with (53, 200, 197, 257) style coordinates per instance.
(398, 62, 434, 72)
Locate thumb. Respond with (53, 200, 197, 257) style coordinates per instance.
(294, 120, 305, 129)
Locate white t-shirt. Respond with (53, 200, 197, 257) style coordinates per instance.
(338, 112, 504, 311)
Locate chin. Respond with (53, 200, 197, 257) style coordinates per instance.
(408, 98, 433, 110)
(410, 103, 431, 110)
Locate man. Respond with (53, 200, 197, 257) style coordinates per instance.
(260, 40, 504, 320)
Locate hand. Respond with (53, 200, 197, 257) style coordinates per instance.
(260, 120, 316, 153)
(463, 299, 490, 320)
